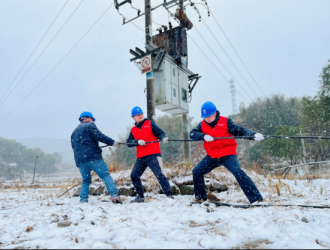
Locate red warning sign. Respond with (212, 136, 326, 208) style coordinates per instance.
(141, 55, 152, 74)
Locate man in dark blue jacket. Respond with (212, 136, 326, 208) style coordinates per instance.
(190, 102, 264, 204)
(127, 106, 173, 203)
(71, 111, 122, 204)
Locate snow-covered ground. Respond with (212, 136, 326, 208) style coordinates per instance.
(1, 170, 330, 249)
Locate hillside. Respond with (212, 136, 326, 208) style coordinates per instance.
(18, 137, 75, 164)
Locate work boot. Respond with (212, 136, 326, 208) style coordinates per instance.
(130, 195, 145, 203)
(194, 199, 206, 203)
(255, 199, 267, 204)
(112, 196, 123, 204)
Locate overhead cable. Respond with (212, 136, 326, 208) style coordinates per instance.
(202, 19, 261, 98)
(0, 0, 84, 108)
(209, 9, 266, 97)
(193, 26, 259, 99)
(0, 2, 114, 126)
(187, 33, 251, 104)
(0, 0, 70, 104)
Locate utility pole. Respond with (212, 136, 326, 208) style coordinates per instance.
(31, 155, 38, 185)
(145, 0, 155, 122)
(180, 0, 191, 163)
(229, 79, 237, 115)
(300, 128, 307, 162)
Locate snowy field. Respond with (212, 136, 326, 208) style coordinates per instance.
(1, 170, 330, 249)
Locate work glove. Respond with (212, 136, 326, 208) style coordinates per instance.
(162, 137, 169, 144)
(204, 135, 214, 142)
(112, 141, 120, 147)
(254, 133, 264, 141)
(138, 140, 146, 146)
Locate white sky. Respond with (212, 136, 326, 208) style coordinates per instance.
(0, 0, 329, 142)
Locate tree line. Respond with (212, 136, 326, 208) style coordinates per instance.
(0, 137, 60, 179)
(231, 59, 330, 167)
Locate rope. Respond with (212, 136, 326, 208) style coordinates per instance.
(57, 184, 80, 198)
(191, 202, 330, 209)
(99, 135, 330, 149)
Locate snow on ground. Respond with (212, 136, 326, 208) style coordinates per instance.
(1, 170, 330, 249)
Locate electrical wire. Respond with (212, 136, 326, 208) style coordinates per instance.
(0, 2, 114, 126)
(166, 8, 251, 104)
(202, 19, 261, 98)
(0, 0, 70, 104)
(193, 26, 257, 100)
(0, 0, 84, 108)
(209, 9, 266, 97)
(187, 33, 250, 104)
(0, 155, 42, 158)
(131, 22, 145, 31)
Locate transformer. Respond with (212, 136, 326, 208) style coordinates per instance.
(154, 56, 189, 115)
(152, 27, 188, 67)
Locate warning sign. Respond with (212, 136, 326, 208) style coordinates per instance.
(141, 55, 152, 74)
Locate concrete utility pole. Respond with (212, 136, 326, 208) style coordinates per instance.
(229, 79, 237, 115)
(180, 0, 191, 163)
(145, 0, 155, 122)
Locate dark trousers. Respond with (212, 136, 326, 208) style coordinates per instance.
(131, 154, 173, 197)
(193, 155, 263, 204)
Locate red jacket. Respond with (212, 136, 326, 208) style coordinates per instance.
(201, 116, 237, 158)
(131, 120, 161, 158)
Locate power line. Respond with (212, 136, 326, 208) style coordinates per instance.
(193, 26, 258, 100)
(202, 19, 262, 98)
(166, 8, 251, 104)
(209, 9, 266, 97)
(0, 156, 42, 158)
(187, 33, 250, 104)
(0, 2, 114, 126)
(130, 22, 145, 31)
(0, 0, 84, 108)
(0, 0, 70, 104)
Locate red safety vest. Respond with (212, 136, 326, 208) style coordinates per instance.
(131, 120, 161, 158)
(201, 116, 237, 159)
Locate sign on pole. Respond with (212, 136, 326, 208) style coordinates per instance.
(141, 55, 152, 74)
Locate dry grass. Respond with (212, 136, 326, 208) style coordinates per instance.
(105, 149, 127, 173)
(275, 183, 281, 196)
(281, 173, 330, 180)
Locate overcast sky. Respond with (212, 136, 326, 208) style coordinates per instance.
(0, 0, 329, 143)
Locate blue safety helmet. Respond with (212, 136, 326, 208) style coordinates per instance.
(79, 111, 96, 122)
(201, 101, 217, 118)
(131, 106, 143, 117)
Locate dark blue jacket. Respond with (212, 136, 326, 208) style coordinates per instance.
(127, 119, 167, 148)
(71, 122, 115, 167)
(190, 111, 256, 141)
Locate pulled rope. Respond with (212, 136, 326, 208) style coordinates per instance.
(99, 135, 330, 149)
(191, 202, 330, 209)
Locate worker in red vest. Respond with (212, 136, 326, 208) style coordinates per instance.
(127, 106, 173, 203)
(190, 102, 264, 203)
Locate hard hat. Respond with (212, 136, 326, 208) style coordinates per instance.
(131, 106, 143, 117)
(79, 111, 96, 122)
(201, 102, 217, 118)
